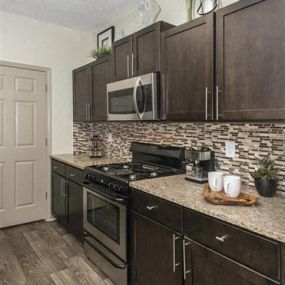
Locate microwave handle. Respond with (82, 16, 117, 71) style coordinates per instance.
(133, 77, 142, 120)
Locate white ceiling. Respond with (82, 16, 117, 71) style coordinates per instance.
(0, 0, 139, 31)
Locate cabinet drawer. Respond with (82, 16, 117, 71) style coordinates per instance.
(51, 160, 65, 176)
(66, 165, 84, 185)
(183, 208, 280, 280)
(131, 189, 182, 232)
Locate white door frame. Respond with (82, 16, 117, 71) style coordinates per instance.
(0, 60, 52, 221)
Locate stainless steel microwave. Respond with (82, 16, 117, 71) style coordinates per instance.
(107, 73, 159, 121)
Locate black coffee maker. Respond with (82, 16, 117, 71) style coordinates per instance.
(185, 147, 216, 183)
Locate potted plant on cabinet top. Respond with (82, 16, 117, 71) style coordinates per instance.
(89, 45, 112, 60)
(251, 157, 278, 197)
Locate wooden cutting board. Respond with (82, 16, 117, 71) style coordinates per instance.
(202, 185, 259, 206)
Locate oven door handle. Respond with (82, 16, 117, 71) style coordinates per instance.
(84, 187, 127, 205)
(84, 239, 127, 269)
(133, 77, 142, 120)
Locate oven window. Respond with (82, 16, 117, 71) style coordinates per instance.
(87, 193, 120, 243)
(108, 88, 136, 114)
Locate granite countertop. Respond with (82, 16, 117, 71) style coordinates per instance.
(130, 175, 285, 243)
(50, 154, 127, 170)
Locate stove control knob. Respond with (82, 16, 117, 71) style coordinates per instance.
(114, 184, 123, 193)
(108, 182, 114, 191)
(91, 175, 96, 183)
(85, 174, 91, 180)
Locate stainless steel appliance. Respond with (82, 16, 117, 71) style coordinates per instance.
(83, 142, 186, 285)
(185, 147, 216, 183)
(107, 73, 159, 121)
(90, 134, 105, 158)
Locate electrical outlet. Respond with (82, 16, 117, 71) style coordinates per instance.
(225, 141, 236, 158)
(107, 133, 113, 143)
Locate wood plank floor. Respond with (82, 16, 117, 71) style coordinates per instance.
(0, 221, 114, 285)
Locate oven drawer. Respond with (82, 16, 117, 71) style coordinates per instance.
(183, 208, 280, 280)
(131, 189, 182, 232)
(51, 159, 65, 176)
(66, 165, 84, 185)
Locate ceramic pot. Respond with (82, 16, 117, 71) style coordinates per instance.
(254, 177, 277, 197)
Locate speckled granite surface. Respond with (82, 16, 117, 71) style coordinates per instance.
(50, 154, 127, 170)
(130, 175, 285, 243)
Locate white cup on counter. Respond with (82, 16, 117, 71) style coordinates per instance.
(223, 175, 241, 198)
(208, 171, 224, 192)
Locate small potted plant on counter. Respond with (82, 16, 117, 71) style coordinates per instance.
(251, 157, 278, 197)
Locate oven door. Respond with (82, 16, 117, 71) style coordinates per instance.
(83, 187, 127, 261)
(107, 73, 158, 121)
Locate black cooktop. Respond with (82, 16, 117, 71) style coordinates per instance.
(89, 161, 181, 182)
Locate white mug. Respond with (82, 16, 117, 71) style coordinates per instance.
(208, 171, 224, 192)
(223, 175, 241, 198)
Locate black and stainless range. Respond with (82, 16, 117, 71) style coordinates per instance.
(83, 142, 186, 285)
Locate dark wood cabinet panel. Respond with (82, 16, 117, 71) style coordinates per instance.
(161, 14, 214, 121)
(188, 240, 277, 285)
(131, 212, 183, 285)
(112, 36, 132, 81)
(92, 56, 112, 121)
(51, 173, 67, 227)
(282, 244, 285, 284)
(67, 180, 83, 240)
(133, 22, 174, 77)
(216, 0, 285, 120)
(73, 63, 93, 122)
(183, 208, 280, 280)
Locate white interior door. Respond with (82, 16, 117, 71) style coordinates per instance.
(0, 65, 47, 228)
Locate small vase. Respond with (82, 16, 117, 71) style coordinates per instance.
(254, 177, 277, 197)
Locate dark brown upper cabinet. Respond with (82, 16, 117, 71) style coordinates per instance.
(73, 63, 93, 122)
(161, 14, 214, 121)
(216, 0, 285, 121)
(112, 21, 174, 81)
(73, 56, 111, 122)
(92, 56, 112, 121)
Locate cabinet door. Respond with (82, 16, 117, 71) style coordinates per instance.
(73, 63, 93, 122)
(51, 173, 67, 226)
(92, 56, 111, 121)
(113, 36, 132, 81)
(161, 15, 214, 121)
(216, 0, 285, 120)
(133, 22, 173, 76)
(187, 239, 277, 285)
(131, 212, 183, 285)
(67, 180, 83, 240)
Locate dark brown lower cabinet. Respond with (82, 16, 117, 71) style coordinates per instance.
(131, 212, 183, 285)
(51, 160, 83, 241)
(186, 239, 278, 285)
(51, 173, 68, 227)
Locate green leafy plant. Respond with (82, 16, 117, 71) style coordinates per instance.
(90, 45, 112, 59)
(251, 157, 278, 181)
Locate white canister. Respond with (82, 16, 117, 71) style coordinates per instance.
(208, 171, 224, 192)
(223, 175, 241, 198)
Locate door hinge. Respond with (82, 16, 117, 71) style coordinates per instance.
(45, 138, 48, 146)
(45, 192, 48, 200)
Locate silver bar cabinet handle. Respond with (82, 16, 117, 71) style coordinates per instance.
(132, 53, 134, 77)
(183, 239, 191, 280)
(205, 87, 208, 121)
(127, 55, 130, 78)
(216, 85, 219, 120)
(146, 205, 157, 211)
(216, 235, 228, 243)
(88, 103, 91, 121)
(85, 104, 88, 121)
(172, 234, 181, 272)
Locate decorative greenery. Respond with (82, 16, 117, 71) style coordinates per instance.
(251, 157, 278, 181)
(90, 45, 112, 59)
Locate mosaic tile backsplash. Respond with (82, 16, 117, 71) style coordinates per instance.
(73, 122, 285, 192)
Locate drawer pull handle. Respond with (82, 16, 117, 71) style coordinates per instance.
(146, 205, 158, 211)
(216, 235, 228, 242)
(183, 239, 191, 280)
(172, 234, 181, 272)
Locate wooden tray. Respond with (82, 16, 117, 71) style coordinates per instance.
(202, 185, 258, 206)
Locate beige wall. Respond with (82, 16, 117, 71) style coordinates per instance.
(0, 11, 94, 154)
